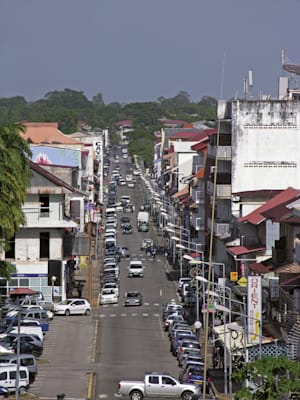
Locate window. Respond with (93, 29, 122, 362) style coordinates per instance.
(10, 371, 16, 379)
(39, 194, 50, 217)
(5, 235, 15, 259)
(162, 376, 176, 386)
(40, 232, 49, 259)
(20, 370, 27, 379)
(149, 376, 159, 384)
(0, 371, 6, 381)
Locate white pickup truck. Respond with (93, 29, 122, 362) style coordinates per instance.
(117, 372, 200, 400)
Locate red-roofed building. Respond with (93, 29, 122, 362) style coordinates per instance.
(238, 188, 300, 225)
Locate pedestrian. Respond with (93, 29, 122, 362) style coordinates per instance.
(152, 247, 156, 260)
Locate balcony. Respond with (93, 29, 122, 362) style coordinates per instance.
(207, 181, 231, 199)
(207, 145, 232, 160)
(207, 218, 231, 238)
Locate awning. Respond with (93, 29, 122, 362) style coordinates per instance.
(186, 252, 202, 259)
(172, 186, 189, 199)
(249, 263, 273, 274)
(227, 245, 266, 257)
(9, 288, 38, 296)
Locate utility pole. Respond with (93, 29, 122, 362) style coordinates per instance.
(88, 218, 93, 305)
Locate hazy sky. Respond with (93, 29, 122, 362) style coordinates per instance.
(1, 0, 300, 104)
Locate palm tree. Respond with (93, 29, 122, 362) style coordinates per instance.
(233, 356, 300, 400)
(0, 123, 32, 277)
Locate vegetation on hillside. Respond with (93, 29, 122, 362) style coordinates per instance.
(0, 88, 217, 167)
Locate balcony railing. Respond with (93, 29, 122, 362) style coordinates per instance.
(207, 181, 231, 199)
(207, 218, 231, 237)
(207, 145, 232, 160)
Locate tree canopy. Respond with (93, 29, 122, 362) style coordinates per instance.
(0, 88, 217, 168)
(0, 123, 32, 277)
(233, 356, 300, 400)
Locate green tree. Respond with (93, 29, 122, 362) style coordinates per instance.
(0, 123, 32, 277)
(233, 356, 300, 400)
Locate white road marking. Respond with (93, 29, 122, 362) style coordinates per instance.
(110, 314, 116, 317)
(131, 313, 138, 316)
(144, 302, 150, 306)
(153, 313, 160, 317)
(142, 313, 148, 317)
(99, 314, 106, 318)
(98, 395, 108, 398)
(159, 289, 162, 296)
(121, 313, 127, 317)
(153, 303, 160, 306)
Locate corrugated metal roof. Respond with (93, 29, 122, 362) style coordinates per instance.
(238, 187, 300, 225)
(227, 245, 266, 256)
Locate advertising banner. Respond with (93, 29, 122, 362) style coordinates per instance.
(247, 276, 262, 344)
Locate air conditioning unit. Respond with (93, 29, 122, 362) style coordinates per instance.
(232, 196, 240, 202)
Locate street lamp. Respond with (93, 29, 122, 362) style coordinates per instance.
(51, 275, 57, 302)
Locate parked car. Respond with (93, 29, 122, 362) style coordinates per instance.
(123, 291, 143, 307)
(54, 298, 91, 316)
(177, 278, 192, 292)
(164, 313, 185, 331)
(0, 333, 43, 358)
(102, 282, 119, 296)
(0, 353, 38, 384)
(99, 288, 119, 305)
(181, 367, 210, 392)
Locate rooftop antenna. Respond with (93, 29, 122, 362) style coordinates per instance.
(243, 77, 248, 98)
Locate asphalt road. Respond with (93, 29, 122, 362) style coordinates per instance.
(94, 157, 182, 398)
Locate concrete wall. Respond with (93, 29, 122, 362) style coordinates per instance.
(231, 100, 300, 194)
(15, 229, 63, 261)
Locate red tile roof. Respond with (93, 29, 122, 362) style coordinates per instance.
(249, 263, 273, 274)
(169, 129, 216, 142)
(238, 187, 300, 225)
(22, 122, 82, 145)
(191, 142, 208, 152)
(227, 245, 266, 256)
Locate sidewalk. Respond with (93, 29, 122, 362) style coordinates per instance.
(73, 235, 102, 307)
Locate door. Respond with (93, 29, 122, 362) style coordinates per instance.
(71, 300, 85, 314)
(145, 375, 161, 397)
(0, 371, 8, 390)
(158, 375, 179, 397)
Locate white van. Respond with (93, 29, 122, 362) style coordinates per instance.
(0, 365, 29, 393)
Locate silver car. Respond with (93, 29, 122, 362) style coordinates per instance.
(123, 291, 143, 306)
